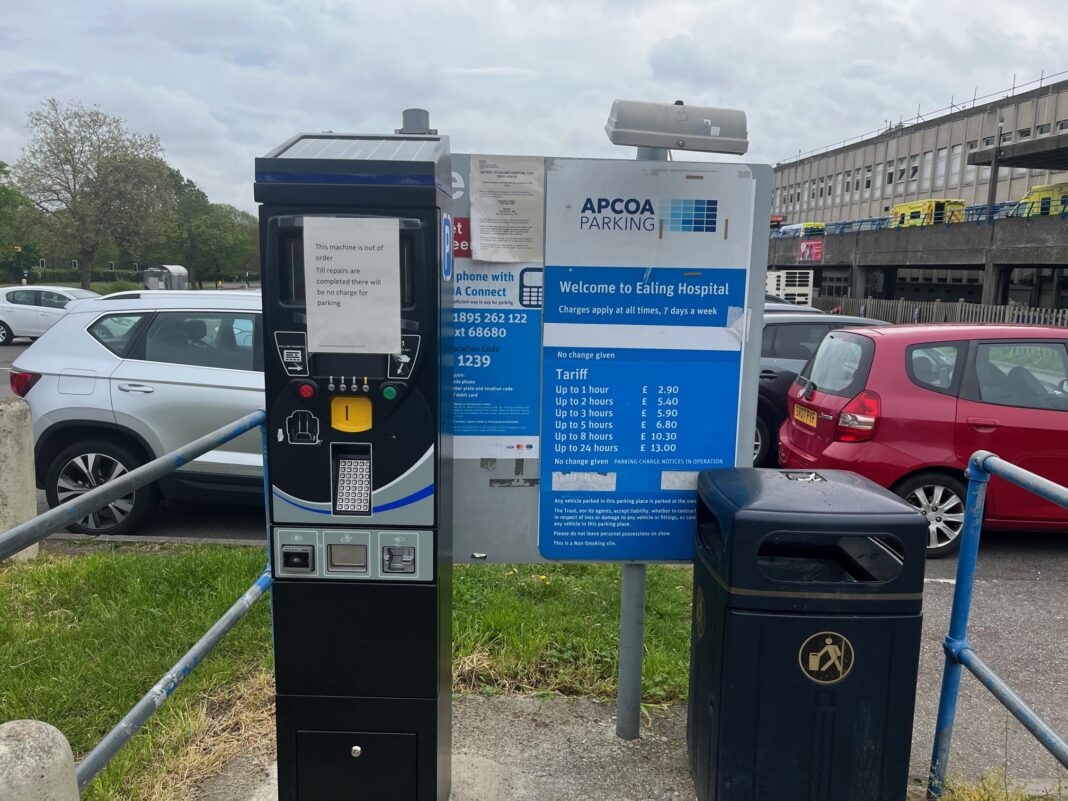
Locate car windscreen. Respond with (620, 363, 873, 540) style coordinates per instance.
(797, 331, 875, 397)
(68, 289, 101, 299)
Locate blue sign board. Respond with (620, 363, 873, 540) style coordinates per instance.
(538, 159, 759, 561)
(449, 262, 542, 457)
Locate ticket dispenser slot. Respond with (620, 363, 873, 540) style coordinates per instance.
(257, 119, 452, 801)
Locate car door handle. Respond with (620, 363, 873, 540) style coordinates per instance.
(760, 370, 778, 381)
(117, 383, 155, 394)
(966, 416, 999, 432)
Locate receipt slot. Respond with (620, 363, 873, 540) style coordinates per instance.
(256, 114, 452, 801)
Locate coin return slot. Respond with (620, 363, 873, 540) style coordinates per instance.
(328, 543, 368, 573)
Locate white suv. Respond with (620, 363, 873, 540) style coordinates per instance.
(10, 292, 264, 534)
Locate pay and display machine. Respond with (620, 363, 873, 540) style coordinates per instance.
(256, 121, 452, 800)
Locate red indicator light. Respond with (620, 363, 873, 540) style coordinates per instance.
(298, 383, 315, 399)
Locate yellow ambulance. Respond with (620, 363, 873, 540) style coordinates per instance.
(1011, 182, 1068, 217)
(889, 199, 966, 228)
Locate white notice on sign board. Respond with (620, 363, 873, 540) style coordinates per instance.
(470, 155, 545, 263)
(303, 217, 401, 354)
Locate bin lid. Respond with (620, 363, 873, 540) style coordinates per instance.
(695, 468, 928, 612)
(698, 468, 918, 519)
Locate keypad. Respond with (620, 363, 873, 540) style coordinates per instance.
(335, 458, 372, 513)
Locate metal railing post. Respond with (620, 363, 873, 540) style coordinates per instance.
(926, 454, 990, 799)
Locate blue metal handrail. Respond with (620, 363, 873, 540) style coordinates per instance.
(926, 451, 1068, 798)
(0, 408, 272, 794)
(0, 409, 266, 561)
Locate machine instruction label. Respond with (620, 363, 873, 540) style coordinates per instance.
(302, 217, 401, 354)
(449, 259, 541, 457)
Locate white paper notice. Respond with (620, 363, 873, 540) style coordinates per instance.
(470, 155, 545, 263)
(303, 217, 401, 354)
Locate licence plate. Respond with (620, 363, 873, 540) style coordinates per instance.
(793, 404, 818, 428)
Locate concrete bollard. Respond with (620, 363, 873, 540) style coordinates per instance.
(0, 398, 38, 562)
(0, 720, 78, 800)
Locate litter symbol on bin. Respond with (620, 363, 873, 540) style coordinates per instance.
(799, 631, 854, 684)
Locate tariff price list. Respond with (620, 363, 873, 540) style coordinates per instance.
(544, 350, 740, 471)
(549, 374, 618, 465)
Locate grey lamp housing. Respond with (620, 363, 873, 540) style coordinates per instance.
(605, 100, 749, 155)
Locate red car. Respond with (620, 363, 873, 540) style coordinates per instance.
(778, 324, 1068, 556)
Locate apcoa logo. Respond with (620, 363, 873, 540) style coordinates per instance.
(660, 199, 718, 233)
(579, 196, 656, 232)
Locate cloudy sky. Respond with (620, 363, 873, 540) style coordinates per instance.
(2, 0, 1064, 212)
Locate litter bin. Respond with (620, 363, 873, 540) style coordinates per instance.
(687, 469, 927, 801)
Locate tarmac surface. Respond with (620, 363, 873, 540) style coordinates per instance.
(196, 690, 1066, 801)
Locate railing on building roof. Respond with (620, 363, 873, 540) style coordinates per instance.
(777, 70, 1068, 167)
(771, 199, 1068, 238)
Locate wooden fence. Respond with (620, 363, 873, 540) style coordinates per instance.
(812, 296, 1068, 327)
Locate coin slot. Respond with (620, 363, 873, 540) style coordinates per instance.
(328, 543, 369, 573)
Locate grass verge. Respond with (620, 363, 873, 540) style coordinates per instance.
(0, 545, 272, 800)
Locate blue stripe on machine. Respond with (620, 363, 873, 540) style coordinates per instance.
(373, 484, 434, 513)
(273, 494, 331, 514)
(255, 171, 435, 187)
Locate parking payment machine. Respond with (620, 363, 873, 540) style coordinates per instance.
(256, 122, 452, 801)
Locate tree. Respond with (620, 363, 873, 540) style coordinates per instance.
(141, 169, 259, 287)
(14, 98, 176, 288)
(187, 203, 257, 287)
(0, 162, 42, 281)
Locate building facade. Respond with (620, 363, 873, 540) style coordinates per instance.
(773, 79, 1068, 225)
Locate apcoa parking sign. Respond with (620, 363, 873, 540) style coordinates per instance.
(538, 158, 769, 561)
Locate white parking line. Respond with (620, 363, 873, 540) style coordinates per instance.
(924, 578, 957, 585)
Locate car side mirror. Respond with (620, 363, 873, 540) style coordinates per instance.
(1059, 378, 1068, 394)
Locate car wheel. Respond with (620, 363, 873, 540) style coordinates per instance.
(0, 321, 13, 346)
(753, 414, 773, 467)
(894, 473, 967, 558)
(45, 440, 159, 535)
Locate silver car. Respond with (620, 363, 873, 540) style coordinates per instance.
(0, 285, 100, 344)
(10, 292, 264, 534)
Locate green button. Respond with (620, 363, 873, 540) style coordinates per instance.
(382, 386, 398, 400)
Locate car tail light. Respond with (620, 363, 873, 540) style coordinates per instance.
(9, 369, 41, 398)
(834, 390, 880, 442)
